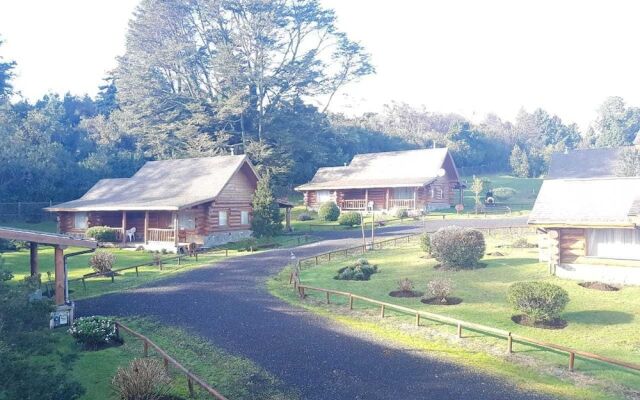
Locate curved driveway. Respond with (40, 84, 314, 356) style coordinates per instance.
(78, 217, 554, 400)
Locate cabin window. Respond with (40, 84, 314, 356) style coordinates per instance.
(393, 187, 413, 200)
(74, 212, 88, 229)
(586, 229, 640, 260)
(431, 186, 444, 200)
(241, 210, 249, 225)
(218, 211, 228, 226)
(178, 213, 195, 230)
(317, 190, 331, 203)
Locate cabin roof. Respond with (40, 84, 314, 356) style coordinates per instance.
(528, 177, 640, 227)
(546, 148, 623, 179)
(295, 148, 457, 191)
(46, 155, 257, 212)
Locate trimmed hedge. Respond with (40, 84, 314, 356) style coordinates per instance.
(507, 282, 569, 323)
(318, 202, 340, 221)
(492, 187, 517, 201)
(86, 226, 118, 242)
(419, 233, 431, 254)
(431, 226, 485, 269)
(338, 211, 362, 227)
(393, 208, 409, 219)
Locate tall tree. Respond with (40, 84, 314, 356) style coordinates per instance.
(251, 173, 283, 237)
(592, 96, 640, 147)
(509, 144, 530, 178)
(0, 38, 16, 99)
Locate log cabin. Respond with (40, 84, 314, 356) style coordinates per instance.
(295, 148, 464, 213)
(45, 155, 259, 250)
(529, 148, 640, 285)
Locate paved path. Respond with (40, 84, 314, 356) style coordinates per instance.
(79, 217, 554, 400)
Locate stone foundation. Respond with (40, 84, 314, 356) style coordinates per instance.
(556, 263, 640, 286)
(204, 230, 252, 247)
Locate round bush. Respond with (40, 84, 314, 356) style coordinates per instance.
(86, 226, 118, 242)
(393, 208, 409, 219)
(318, 202, 340, 221)
(296, 212, 313, 221)
(492, 187, 517, 201)
(507, 282, 569, 323)
(69, 316, 120, 349)
(338, 211, 362, 227)
(89, 251, 115, 274)
(430, 226, 485, 269)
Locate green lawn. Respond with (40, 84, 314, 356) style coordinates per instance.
(50, 317, 299, 400)
(269, 234, 640, 399)
(460, 174, 542, 212)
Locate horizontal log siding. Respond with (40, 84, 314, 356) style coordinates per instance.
(559, 228, 586, 263)
(216, 163, 257, 204)
(206, 203, 252, 233)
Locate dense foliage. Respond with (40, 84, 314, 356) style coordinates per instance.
(419, 233, 431, 254)
(69, 316, 121, 349)
(318, 202, 340, 222)
(89, 251, 116, 274)
(492, 187, 517, 201)
(112, 358, 170, 400)
(507, 282, 569, 323)
(430, 226, 486, 269)
(335, 258, 377, 281)
(426, 277, 454, 302)
(86, 226, 118, 242)
(393, 207, 409, 219)
(251, 174, 283, 238)
(338, 211, 362, 227)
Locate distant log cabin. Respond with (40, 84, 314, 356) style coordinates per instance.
(46, 155, 259, 250)
(295, 148, 463, 212)
(529, 147, 640, 285)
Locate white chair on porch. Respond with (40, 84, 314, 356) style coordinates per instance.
(126, 227, 136, 242)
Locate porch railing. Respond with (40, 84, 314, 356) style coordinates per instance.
(147, 228, 175, 242)
(389, 199, 415, 209)
(103, 226, 124, 241)
(340, 199, 367, 210)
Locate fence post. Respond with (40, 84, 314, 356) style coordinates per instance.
(416, 313, 420, 326)
(380, 304, 385, 318)
(135, 265, 139, 277)
(326, 292, 330, 304)
(569, 352, 575, 371)
(507, 332, 513, 354)
(164, 357, 169, 372)
(187, 378, 195, 397)
(178, 256, 181, 266)
(143, 341, 149, 357)
(315, 256, 318, 265)
(82, 277, 86, 292)
(349, 294, 353, 310)
(328, 252, 331, 261)
(111, 273, 115, 283)
(457, 323, 463, 338)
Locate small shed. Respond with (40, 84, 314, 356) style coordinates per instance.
(0, 226, 97, 305)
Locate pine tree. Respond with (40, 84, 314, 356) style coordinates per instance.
(251, 174, 283, 238)
(510, 144, 530, 177)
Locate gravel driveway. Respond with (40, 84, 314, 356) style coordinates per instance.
(78, 216, 555, 400)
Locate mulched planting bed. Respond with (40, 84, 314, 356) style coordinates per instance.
(389, 290, 422, 298)
(578, 281, 620, 291)
(421, 297, 463, 305)
(433, 263, 486, 271)
(511, 315, 567, 330)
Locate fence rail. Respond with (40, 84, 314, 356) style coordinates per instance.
(289, 229, 640, 375)
(115, 322, 228, 399)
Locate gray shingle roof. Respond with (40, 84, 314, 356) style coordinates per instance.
(546, 148, 622, 179)
(528, 178, 640, 226)
(295, 148, 455, 191)
(47, 155, 257, 211)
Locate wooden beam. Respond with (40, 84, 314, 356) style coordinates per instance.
(121, 211, 127, 246)
(54, 246, 65, 305)
(0, 228, 96, 249)
(413, 188, 417, 210)
(29, 242, 39, 276)
(385, 188, 390, 210)
(144, 211, 149, 244)
(365, 189, 369, 211)
(173, 212, 179, 247)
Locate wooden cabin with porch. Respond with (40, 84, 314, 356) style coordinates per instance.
(295, 148, 463, 213)
(46, 155, 260, 250)
(529, 147, 640, 285)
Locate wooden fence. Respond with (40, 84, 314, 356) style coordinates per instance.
(116, 322, 228, 399)
(289, 231, 640, 375)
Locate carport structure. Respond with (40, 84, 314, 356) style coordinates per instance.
(0, 226, 97, 305)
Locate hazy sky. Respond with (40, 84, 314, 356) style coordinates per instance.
(1, 0, 639, 129)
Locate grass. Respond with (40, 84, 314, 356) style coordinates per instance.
(268, 233, 640, 399)
(460, 174, 542, 212)
(50, 317, 299, 400)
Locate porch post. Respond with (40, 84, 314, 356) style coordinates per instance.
(29, 242, 39, 276)
(385, 189, 390, 210)
(144, 211, 149, 244)
(121, 211, 127, 246)
(413, 188, 417, 210)
(54, 246, 65, 305)
(285, 207, 291, 231)
(365, 189, 369, 211)
(173, 212, 179, 247)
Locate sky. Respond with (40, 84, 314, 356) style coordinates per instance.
(1, 0, 640, 129)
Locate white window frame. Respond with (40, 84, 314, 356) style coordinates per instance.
(218, 210, 228, 226)
(393, 187, 414, 200)
(178, 212, 196, 230)
(316, 190, 331, 203)
(241, 210, 249, 225)
(74, 212, 88, 229)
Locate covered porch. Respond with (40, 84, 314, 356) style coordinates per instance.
(337, 188, 420, 211)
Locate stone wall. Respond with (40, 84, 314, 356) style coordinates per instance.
(204, 230, 252, 247)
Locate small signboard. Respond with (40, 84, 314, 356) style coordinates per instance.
(50, 304, 74, 329)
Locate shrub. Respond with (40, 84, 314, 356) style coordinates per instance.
(335, 263, 378, 281)
(86, 226, 118, 242)
(69, 316, 121, 349)
(430, 226, 485, 269)
(296, 212, 313, 221)
(318, 201, 340, 221)
(511, 237, 536, 248)
(397, 278, 414, 292)
(492, 187, 517, 201)
(338, 211, 362, 227)
(356, 258, 369, 266)
(393, 208, 408, 219)
(419, 233, 431, 254)
(507, 282, 569, 323)
(112, 358, 170, 400)
(89, 251, 115, 274)
(426, 277, 453, 302)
